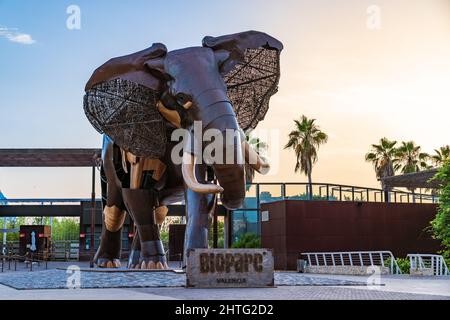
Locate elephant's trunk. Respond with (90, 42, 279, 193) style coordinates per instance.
(181, 133, 270, 211)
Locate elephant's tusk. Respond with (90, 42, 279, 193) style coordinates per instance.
(182, 101, 193, 109)
(242, 140, 270, 175)
(182, 152, 224, 194)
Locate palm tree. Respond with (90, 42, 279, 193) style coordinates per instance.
(394, 141, 430, 199)
(284, 115, 328, 199)
(365, 138, 398, 195)
(394, 141, 430, 174)
(431, 145, 450, 167)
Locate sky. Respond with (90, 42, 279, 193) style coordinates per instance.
(0, 0, 449, 198)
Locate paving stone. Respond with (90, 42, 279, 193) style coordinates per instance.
(0, 269, 367, 290)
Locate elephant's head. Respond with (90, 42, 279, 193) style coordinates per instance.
(84, 31, 283, 210)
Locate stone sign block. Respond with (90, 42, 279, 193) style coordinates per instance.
(186, 249, 274, 288)
(410, 268, 434, 276)
(305, 265, 390, 276)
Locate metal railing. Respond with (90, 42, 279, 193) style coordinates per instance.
(0, 252, 48, 272)
(232, 182, 438, 238)
(302, 250, 402, 274)
(407, 254, 449, 276)
(242, 182, 439, 210)
(1, 198, 93, 205)
(0, 240, 79, 261)
(1, 182, 438, 208)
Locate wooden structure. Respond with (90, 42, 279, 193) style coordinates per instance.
(380, 169, 441, 189)
(168, 224, 186, 262)
(19, 225, 51, 258)
(0, 149, 101, 167)
(261, 200, 441, 270)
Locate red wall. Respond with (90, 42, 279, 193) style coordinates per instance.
(260, 200, 441, 270)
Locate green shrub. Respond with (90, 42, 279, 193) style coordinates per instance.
(431, 160, 450, 260)
(384, 257, 410, 274)
(208, 220, 225, 248)
(231, 233, 261, 248)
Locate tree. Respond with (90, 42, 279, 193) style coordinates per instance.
(365, 138, 398, 185)
(431, 145, 450, 167)
(394, 141, 430, 174)
(431, 160, 450, 262)
(51, 218, 80, 240)
(394, 141, 430, 199)
(284, 115, 328, 199)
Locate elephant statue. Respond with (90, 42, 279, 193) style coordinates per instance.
(83, 30, 283, 269)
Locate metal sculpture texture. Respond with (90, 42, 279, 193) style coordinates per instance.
(83, 31, 283, 269)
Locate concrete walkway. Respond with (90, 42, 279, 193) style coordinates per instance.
(0, 261, 449, 300)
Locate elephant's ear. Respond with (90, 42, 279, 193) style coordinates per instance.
(84, 43, 168, 158)
(203, 31, 283, 131)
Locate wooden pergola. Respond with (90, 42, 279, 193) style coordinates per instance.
(380, 169, 442, 189)
(0, 149, 101, 167)
(0, 148, 102, 267)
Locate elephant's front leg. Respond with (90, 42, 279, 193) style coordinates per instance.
(127, 206, 168, 269)
(122, 189, 168, 269)
(122, 154, 168, 270)
(183, 166, 217, 265)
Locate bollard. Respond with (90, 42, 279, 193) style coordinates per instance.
(297, 259, 307, 273)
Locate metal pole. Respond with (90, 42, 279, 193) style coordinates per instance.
(90, 165, 96, 268)
(256, 184, 261, 237)
(226, 209, 233, 248)
(212, 195, 218, 248)
(213, 213, 218, 249)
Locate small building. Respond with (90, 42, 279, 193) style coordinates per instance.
(19, 225, 52, 259)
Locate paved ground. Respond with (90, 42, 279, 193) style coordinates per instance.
(0, 261, 449, 300)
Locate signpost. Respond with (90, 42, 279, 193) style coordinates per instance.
(186, 249, 274, 288)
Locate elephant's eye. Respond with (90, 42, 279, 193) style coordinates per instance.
(176, 93, 188, 104)
(176, 93, 193, 109)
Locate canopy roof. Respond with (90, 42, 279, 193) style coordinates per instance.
(380, 169, 442, 189)
(0, 149, 101, 167)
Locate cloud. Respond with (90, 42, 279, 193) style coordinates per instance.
(0, 26, 36, 45)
